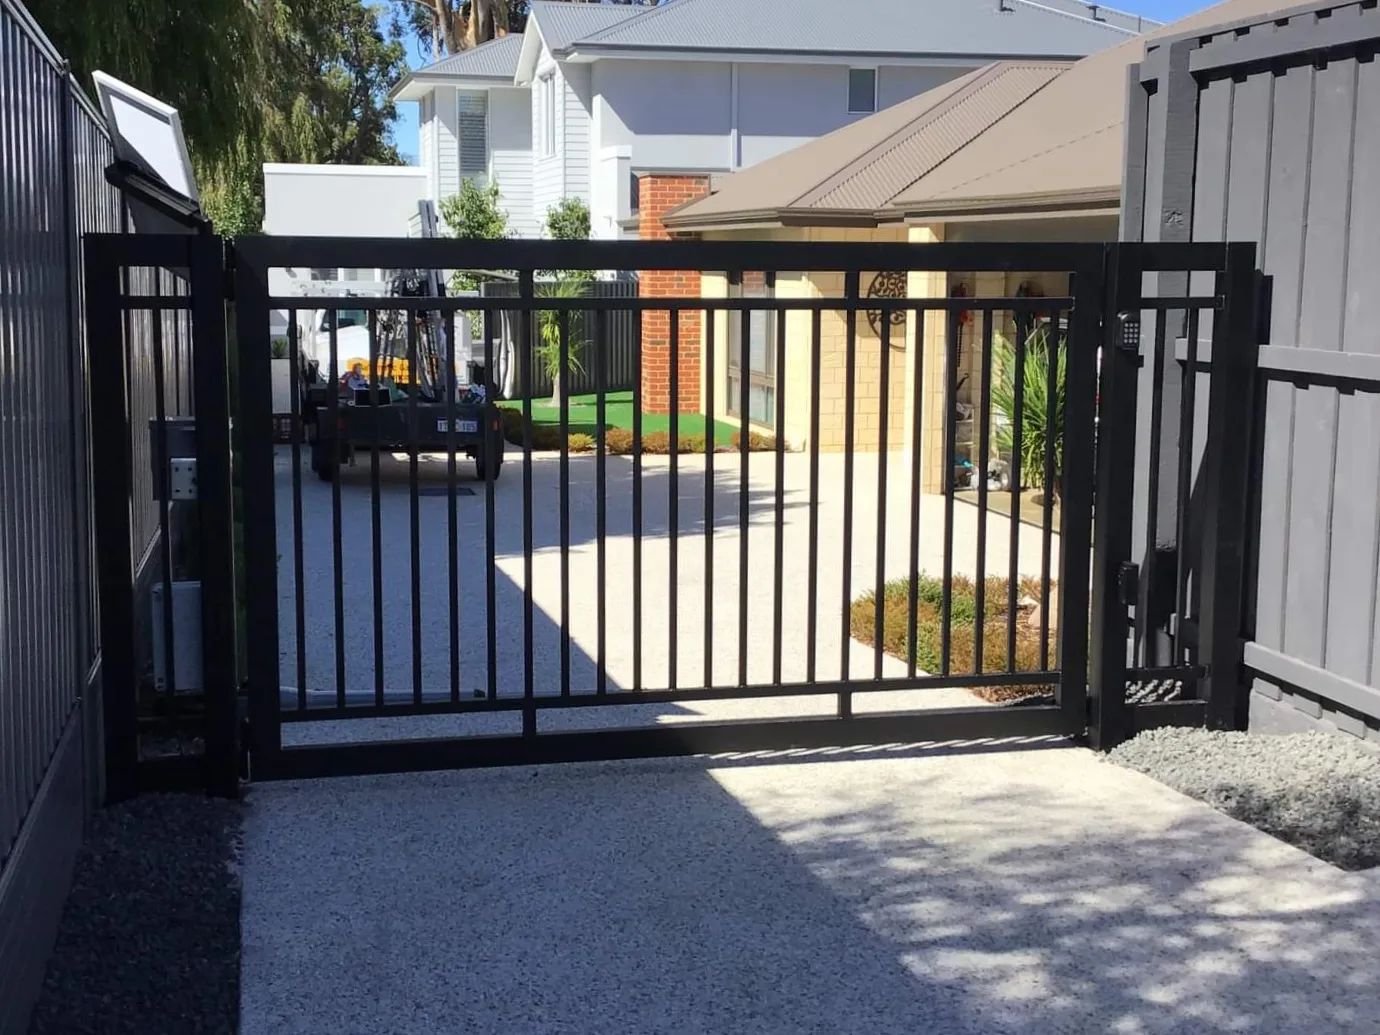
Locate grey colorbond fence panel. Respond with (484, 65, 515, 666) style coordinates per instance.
(0, 0, 132, 1027)
(483, 278, 638, 398)
(1127, 0, 1380, 735)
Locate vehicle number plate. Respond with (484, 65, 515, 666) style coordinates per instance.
(437, 419, 479, 433)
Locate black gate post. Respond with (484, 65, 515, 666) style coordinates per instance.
(189, 235, 240, 796)
(1087, 246, 1143, 750)
(232, 240, 284, 773)
(1055, 248, 1109, 731)
(83, 234, 139, 802)
(1197, 243, 1261, 731)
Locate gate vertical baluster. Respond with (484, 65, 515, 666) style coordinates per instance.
(974, 308, 993, 673)
(329, 310, 346, 706)
(873, 306, 892, 681)
(907, 308, 925, 678)
(559, 310, 571, 695)
(940, 308, 960, 676)
(408, 312, 422, 705)
(738, 289, 752, 687)
(772, 276, 786, 686)
(595, 307, 608, 695)
(1006, 311, 1027, 671)
(633, 300, 644, 691)
(520, 270, 536, 735)
(369, 311, 384, 706)
(1174, 308, 1202, 662)
(703, 304, 716, 688)
(1039, 314, 1060, 670)
(839, 270, 859, 715)
(807, 309, 821, 683)
(290, 313, 307, 709)
(668, 306, 680, 692)
(446, 310, 460, 706)
(483, 308, 498, 701)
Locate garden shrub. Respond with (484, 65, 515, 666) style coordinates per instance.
(730, 429, 777, 451)
(850, 573, 1056, 703)
(566, 433, 596, 453)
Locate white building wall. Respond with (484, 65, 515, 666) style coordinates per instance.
(433, 84, 461, 200)
(261, 164, 429, 331)
(418, 93, 438, 202)
(877, 65, 970, 110)
(593, 59, 733, 170)
(531, 51, 565, 231)
(488, 85, 537, 237)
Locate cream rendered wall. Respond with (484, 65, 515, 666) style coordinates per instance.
(699, 225, 913, 454)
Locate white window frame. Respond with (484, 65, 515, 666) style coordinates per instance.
(539, 73, 557, 157)
(847, 67, 878, 114)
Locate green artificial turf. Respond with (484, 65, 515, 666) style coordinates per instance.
(517, 390, 737, 444)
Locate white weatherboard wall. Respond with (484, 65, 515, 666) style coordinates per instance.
(262, 164, 428, 237)
(261, 164, 428, 333)
(532, 50, 593, 232)
(431, 84, 461, 200)
(592, 60, 975, 172)
(489, 86, 537, 237)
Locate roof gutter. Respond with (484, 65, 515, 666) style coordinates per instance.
(663, 205, 883, 233)
(893, 186, 1121, 221)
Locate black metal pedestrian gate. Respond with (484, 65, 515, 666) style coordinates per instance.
(82, 234, 1264, 786)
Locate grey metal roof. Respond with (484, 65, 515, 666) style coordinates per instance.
(665, 62, 1068, 228)
(411, 33, 524, 79)
(527, 1, 644, 53)
(575, 0, 1150, 59)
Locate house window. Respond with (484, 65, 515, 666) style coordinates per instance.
(727, 274, 776, 427)
(458, 92, 488, 178)
(848, 68, 877, 113)
(540, 74, 556, 156)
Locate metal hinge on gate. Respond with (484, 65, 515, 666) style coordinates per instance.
(1117, 561, 1139, 607)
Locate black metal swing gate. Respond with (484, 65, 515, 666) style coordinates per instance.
(82, 233, 1264, 790)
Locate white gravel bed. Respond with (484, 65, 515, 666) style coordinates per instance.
(1110, 728, 1380, 870)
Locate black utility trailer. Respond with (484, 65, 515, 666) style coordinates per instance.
(302, 380, 504, 483)
(297, 265, 505, 482)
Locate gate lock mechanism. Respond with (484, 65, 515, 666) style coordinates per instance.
(1117, 561, 1140, 607)
(1115, 311, 1141, 353)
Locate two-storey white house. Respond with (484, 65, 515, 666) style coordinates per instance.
(386, 0, 1151, 240)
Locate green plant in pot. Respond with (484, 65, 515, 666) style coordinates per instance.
(991, 322, 1065, 500)
(535, 276, 589, 406)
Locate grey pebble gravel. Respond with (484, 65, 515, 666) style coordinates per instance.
(28, 794, 242, 1035)
(1110, 727, 1380, 870)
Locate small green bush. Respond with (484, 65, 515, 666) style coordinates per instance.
(566, 433, 596, 453)
(730, 429, 777, 451)
(850, 573, 1055, 703)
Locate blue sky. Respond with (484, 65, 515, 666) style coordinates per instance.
(383, 0, 1219, 164)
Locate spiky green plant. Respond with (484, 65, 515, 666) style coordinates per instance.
(535, 277, 589, 405)
(991, 323, 1065, 494)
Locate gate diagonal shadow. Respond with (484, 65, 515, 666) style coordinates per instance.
(277, 444, 1059, 726)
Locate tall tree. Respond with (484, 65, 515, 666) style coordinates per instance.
(29, 0, 265, 164)
(260, 0, 408, 166)
(392, 0, 662, 60)
(30, 0, 407, 235)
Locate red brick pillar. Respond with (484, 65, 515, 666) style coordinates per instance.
(638, 174, 710, 414)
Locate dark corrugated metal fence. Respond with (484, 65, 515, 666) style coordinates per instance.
(0, 0, 117, 870)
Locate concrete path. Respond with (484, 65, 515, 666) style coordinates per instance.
(240, 743, 1380, 1034)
